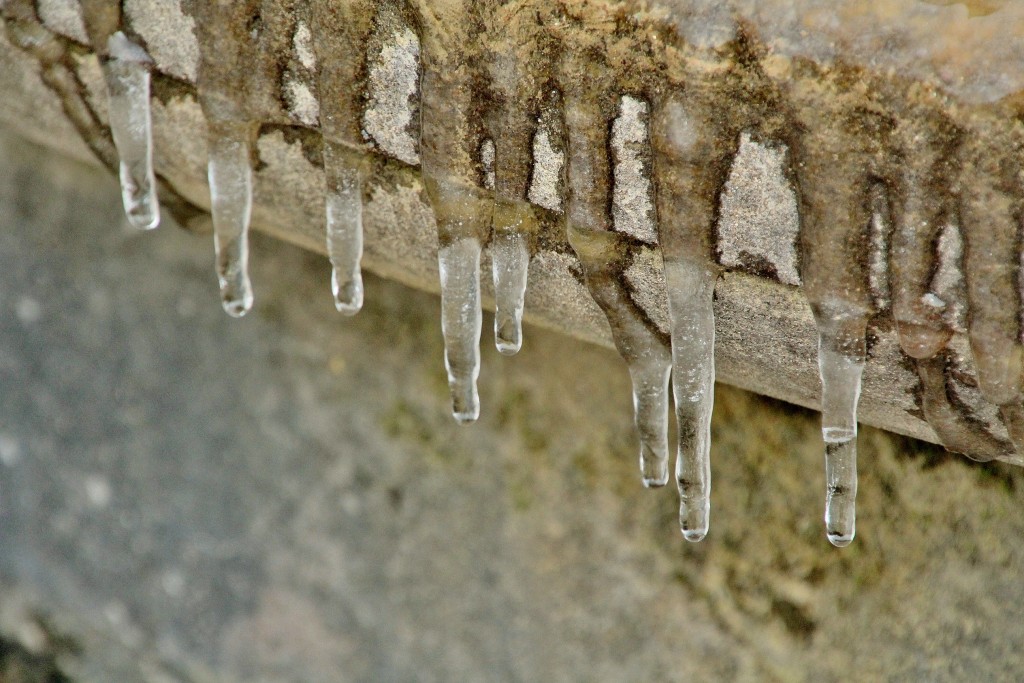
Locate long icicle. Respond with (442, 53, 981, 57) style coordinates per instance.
(439, 232, 484, 422)
(561, 66, 672, 488)
(650, 93, 730, 541)
(104, 32, 159, 230)
(418, 0, 492, 422)
(664, 261, 716, 541)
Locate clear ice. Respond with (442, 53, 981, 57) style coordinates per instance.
(323, 143, 364, 315)
(439, 236, 483, 423)
(419, 4, 492, 424)
(207, 127, 254, 318)
(664, 260, 716, 542)
(104, 32, 159, 230)
(490, 213, 530, 355)
(815, 307, 866, 547)
(630, 353, 672, 489)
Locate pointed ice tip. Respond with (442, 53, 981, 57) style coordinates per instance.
(126, 205, 160, 231)
(640, 455, 669, 488)
(331, 269, 363, 316)
(450, 383, 480, 424)
(495, 339, 521, 356)
(682, 528, 707, 543)
(827, 530, 855, 548)
(641, 475, 668, 489)
(495, 318, 522, 355)
(221, 295, 252, 318)
(452, 408, 479, 424)
(679, 503, 709, 542)
(334, 300, 362, 316)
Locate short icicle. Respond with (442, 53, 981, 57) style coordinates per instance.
(79, 1, 160, 229)
(194, 1, 260, 318)
(560, 60, 672, 488)
(664, 262, 716, 542)
(650, 94, 732, 542)
(105, 32, 159, 230)
(324, 148, 365, 315)
(490, 229, 530, 354)
(311, 0, 375, 315)
(957, 115, 1024, 456)
(483, 3, 548, 355)
(917, 353, 1012, 461)
(207, 123, 254, 318)
(418, 0, 493, 422)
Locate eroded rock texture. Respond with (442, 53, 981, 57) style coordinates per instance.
(3, 2, 1024, 539)
(5, 0, 1024, 550)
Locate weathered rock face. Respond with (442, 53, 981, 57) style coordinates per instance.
(1, 2, 1024, 543)
(4, 0, 1023, 461)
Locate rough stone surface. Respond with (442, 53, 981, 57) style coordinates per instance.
(7, 0, 1024, 462)
(3, 128, 1024, 682)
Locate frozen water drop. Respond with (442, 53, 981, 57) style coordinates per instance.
(664, 260, 715, 542)
(105, 32, 159, 230)
(439, 237, 483, 423)
(491, 230, 529, 355)
(816, 310, 866, 547)
(324, 144, 364, 316)
(207, 127, 254, 318)
(331, 266, 363, 316)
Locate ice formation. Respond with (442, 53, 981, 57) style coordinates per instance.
(104, 32, 159, 230)
(18, 0, 1024, 547)
(207, 127, 254, 318)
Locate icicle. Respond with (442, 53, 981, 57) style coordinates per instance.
(787, 76, 880, 545)
(814, 304, 867, 547)
(487, 121, 536, 355)
(629, 355, 672, 487)
(419, 2, 492, 422)
(104, 32, 159, 230)
(439, 234, 483, 422)
(323, 142, 364, 315)
(193, 1, 260, 317)
(482, 1, 551, 357)
(310, 0, 375, 315)
(663, 261, 716, 541)
(649, 93, 730, 541)
(207, 124, 254, 318)
(490, 226, 529, 355)
(562, 79, 672, 489)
